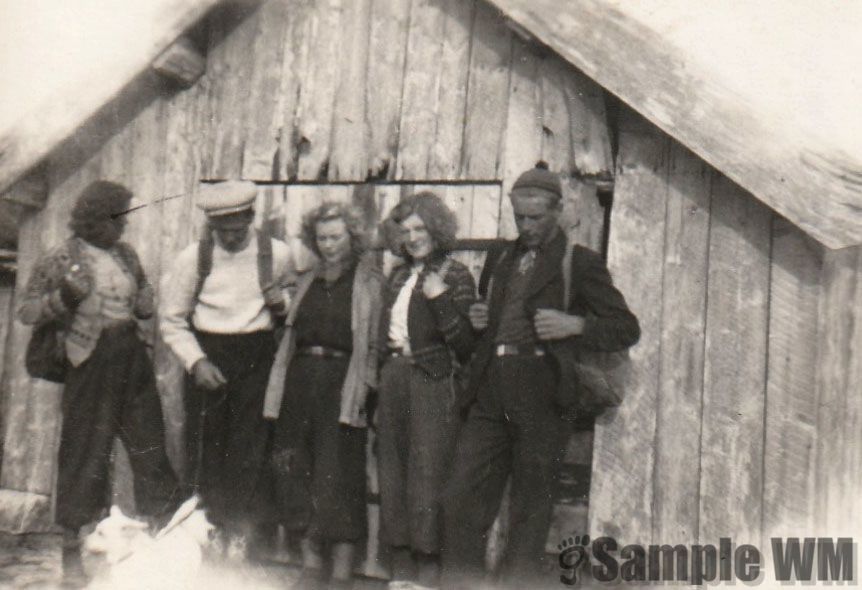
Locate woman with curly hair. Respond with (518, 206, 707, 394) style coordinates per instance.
(264, 201, 383, 590)
(18, 180, 182, 587)
(377, 191, 477, 590)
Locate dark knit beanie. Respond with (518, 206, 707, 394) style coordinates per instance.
(512, 161, 562, 200)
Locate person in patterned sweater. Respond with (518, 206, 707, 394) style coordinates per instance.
(18, 180, 182, 587)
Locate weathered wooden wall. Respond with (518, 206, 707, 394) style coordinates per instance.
(0, 0, 612, 567)
(590, 107, 862, 561)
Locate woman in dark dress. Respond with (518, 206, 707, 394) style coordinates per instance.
(265, 202, 382, 590)
(377, 192, 477, 590)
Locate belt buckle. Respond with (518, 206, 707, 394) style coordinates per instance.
(309, 345, 325, 356)
(495, 344, 506, 357)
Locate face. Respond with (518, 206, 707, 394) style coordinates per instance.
(401, 213, 434, 261)
(510, 189, 561, 248)
(315, 217, 352, 264)
(211, 213, 252, 252)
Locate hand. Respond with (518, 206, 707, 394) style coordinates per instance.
(468, 302, 489, 331)
(262, 283, 287, 316)
(60, 264, 92, 307)
(192, 358, 227, 391)
(534, 308, 585, 341)
(422, 271, 448, 299)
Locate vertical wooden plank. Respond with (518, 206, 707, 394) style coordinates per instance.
(499, 38, 542, 239)
(461, 2, 512, 179)
(652, 144, 712, 546)
(328, 0, 373, 181)
(427, 0, 476, 179)
(295, 0, 344, 180)
(589, 109, 667, 546)
(815, 247, 862, 534)
(698, 175, 771, 546)
(366, 0, 411, 179)
(241, 0, 294, 181)
(395, 0, 447, 180)
(276, 0, 315, 181)
(205, 4, 259, 179)
(563, 67, 614, 178)
(538, 54, 573, 175)
(762, 221, 823, 540)
(561, 178, 603, 253)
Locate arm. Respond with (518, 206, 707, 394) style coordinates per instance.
(18, 243, 77, 325)
(425, 263, 477, 363)
(573, 247, 641, 352)
(158, 244, 207, 371)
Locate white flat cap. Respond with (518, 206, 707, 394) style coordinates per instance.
(197, 180, 258, 216)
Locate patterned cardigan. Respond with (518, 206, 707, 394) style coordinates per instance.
(18, 237, 154, 366)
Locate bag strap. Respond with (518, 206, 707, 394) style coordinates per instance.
(561, 238, 575, 310)
(193, 230, 215, 303)
(257, 229, 273, 293)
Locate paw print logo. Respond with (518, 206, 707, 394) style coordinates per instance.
(559, 535, 590, 586)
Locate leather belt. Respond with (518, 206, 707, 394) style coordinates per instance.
(297, 345, 348, 358)
(494, 343, 545, 357)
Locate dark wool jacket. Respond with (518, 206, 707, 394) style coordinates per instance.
(465, 228, 640, 410)
(379, 254, 477, 380)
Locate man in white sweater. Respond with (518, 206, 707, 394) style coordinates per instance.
(160, 180, 293, 557)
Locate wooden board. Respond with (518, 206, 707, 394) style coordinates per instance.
(652, 142, 712, 545)
(698, 175, 771, 545)
(498, 38, 542, 239)
(394, 0, 449, 180)
(328, 0, 373, 181)
(426, 0, 476, 179)
(204, 3, 260, 179)
(294, 0, 344, 180)
(589, 109, 668, 546)
(241, 0, 297, 181)
(814, 247, 862, 533)
(460, 2, 512, 179)
(762, 220, 822, 538)
(365, 0, 411, 179)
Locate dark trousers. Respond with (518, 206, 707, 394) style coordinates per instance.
(185, 331, 276, 531)
(56, 323, 181, 530)
(377, 357, 461, 554)
(440, 355, 568, 589)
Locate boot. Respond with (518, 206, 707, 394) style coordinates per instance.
(61, 529, 88, 589)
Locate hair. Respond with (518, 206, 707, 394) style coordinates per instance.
(300, 201, 369, 259)
(383, 191, 458, 259)
(68, 180, 133, 243)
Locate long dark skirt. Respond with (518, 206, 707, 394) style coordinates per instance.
(56, 323, 181, 530)
(272, 355, 368, 543)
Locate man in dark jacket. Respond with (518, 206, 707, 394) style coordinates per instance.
(440, 164, 640, 589)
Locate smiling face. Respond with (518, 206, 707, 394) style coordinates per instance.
(510, 188, 561, 248)
(401, 213, 434, 261)
(315, 217, 352, 264)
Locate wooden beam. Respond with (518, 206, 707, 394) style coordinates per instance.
(0, 0, 223, 196)
(152, 36, 206, 88)
(485, 0, 862, 249)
